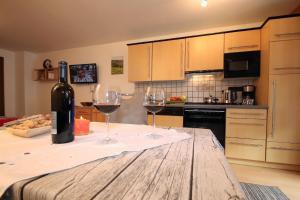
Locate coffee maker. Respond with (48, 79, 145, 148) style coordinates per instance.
(242, 85, 256, 105)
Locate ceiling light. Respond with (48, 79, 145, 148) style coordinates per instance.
(201, 0, 208, 7)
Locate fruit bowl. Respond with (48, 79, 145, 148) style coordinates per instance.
(167, 96, 186, 104)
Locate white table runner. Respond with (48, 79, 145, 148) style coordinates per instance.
(0, 122, 191, 197)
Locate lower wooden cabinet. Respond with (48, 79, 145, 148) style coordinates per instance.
(226, 108, 267, 120)
(225, 138, 266, 161)
(147, 115, 183, 127)
(225, 108, 267, 162)
(266, 142, 300, 165)
(75, 106, 105, 122)
(226, 118, 267, 140)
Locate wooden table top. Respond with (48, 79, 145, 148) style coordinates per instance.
(3, 128, 245, 200)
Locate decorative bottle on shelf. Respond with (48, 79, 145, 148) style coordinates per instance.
(51, 60, 74, 143)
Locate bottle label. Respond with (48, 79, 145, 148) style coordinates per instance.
(51, 111, 57, 135)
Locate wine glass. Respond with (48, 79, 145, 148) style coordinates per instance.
(143, 87, 166, 138)
(93, 84, 121, 144)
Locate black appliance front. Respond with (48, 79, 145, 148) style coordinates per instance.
(183, 108, 226, 148)
(224, 51, 260, 78)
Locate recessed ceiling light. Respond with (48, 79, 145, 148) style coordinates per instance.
(201, 0, 208, 7)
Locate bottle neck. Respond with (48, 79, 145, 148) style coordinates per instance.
(59, 61, 68, 83)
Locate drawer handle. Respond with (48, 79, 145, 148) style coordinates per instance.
(229, 112, 263, 116)
(269, 147, 300, 151)
(275, 32, 300, 37)
(228, 45, 258, 50)
(229, 142, 263, 147)
(273, 67, 300, 70)
(229, 122, 264, 126)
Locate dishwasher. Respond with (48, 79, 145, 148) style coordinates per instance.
(183, 108, 226, 148)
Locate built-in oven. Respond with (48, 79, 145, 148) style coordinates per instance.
(183, 108, 226, 148)
(224, 51, 260, 78)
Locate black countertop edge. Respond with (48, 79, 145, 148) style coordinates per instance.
(165, 103, 268, 109)
(127, 13, 300, 46)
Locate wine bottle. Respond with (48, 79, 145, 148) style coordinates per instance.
(51, 60, 74, 143)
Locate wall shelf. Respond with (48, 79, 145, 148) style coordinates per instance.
(33, 68, 59, 82)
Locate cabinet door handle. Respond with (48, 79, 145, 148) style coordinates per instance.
(271, 80, 276, 138)
(180, 42, 184, 78)
(275, 32, 300, 37)
(269, 147, 300, 151)
(228, 45, 258, 50)
(186, 40, 189, 69)
(273, 67, 300, 71)
(229, 122, 265, 126)
(229, 142, 263, 147)
(148, 45, 152, 79)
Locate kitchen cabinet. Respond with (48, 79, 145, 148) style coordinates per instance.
(266, 142, 300, 165)
(75, 106, 93, 120)
(255, 22, 270, 105)
(269, 16, 300, 42)
(152, 39, 185, 81)
(224, 30, 260, 53)
(226, 138, 266, 162)
(128, 43, 152, 82)
(186, 34, 224, 71)
(226, 108, 267, 120)
(225, 108, 267, 161)
(147, 115, 183, 127)
(269, 39, 300, 74)
(92, 110, 106, 122)
(267, 74, 300, 144)
(264, 16, 300, 166)
(75, 106, 105, 122)
(226, 118, 266, 140)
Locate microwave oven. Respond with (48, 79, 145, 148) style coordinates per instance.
(224, 51, 260, 78)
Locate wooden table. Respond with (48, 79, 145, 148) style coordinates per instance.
(3, 128, 245, 200)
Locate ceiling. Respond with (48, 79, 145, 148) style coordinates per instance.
(0, 0, 299, 52)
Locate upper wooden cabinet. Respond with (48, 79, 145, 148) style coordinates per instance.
(152, 39, 185, 81)
(269, 39, 300, 74)
(224, 30, 260, 53)
(128, 43, 152, 82)
(269, 16, 300, 41)
(185, 34, 224, 71)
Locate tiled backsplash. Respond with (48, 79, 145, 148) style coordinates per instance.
(135, 73, 254, 102)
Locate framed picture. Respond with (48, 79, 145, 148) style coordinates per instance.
(111, 57, 124, 75)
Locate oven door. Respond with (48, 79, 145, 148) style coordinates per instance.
(183, 108, 226, 148)
(224, 51, 260, 78)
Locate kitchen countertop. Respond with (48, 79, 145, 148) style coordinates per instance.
(166, 103, 268, 109)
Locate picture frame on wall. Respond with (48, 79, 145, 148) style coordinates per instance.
(111, 57, 124, 75)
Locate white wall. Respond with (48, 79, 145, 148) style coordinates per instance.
(26, 22, 262, 115)
(23, 51, 39, 115)
(34, 41, 133, 114)
(15, 52, 25, 116)
(0, 49, 16, 116)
